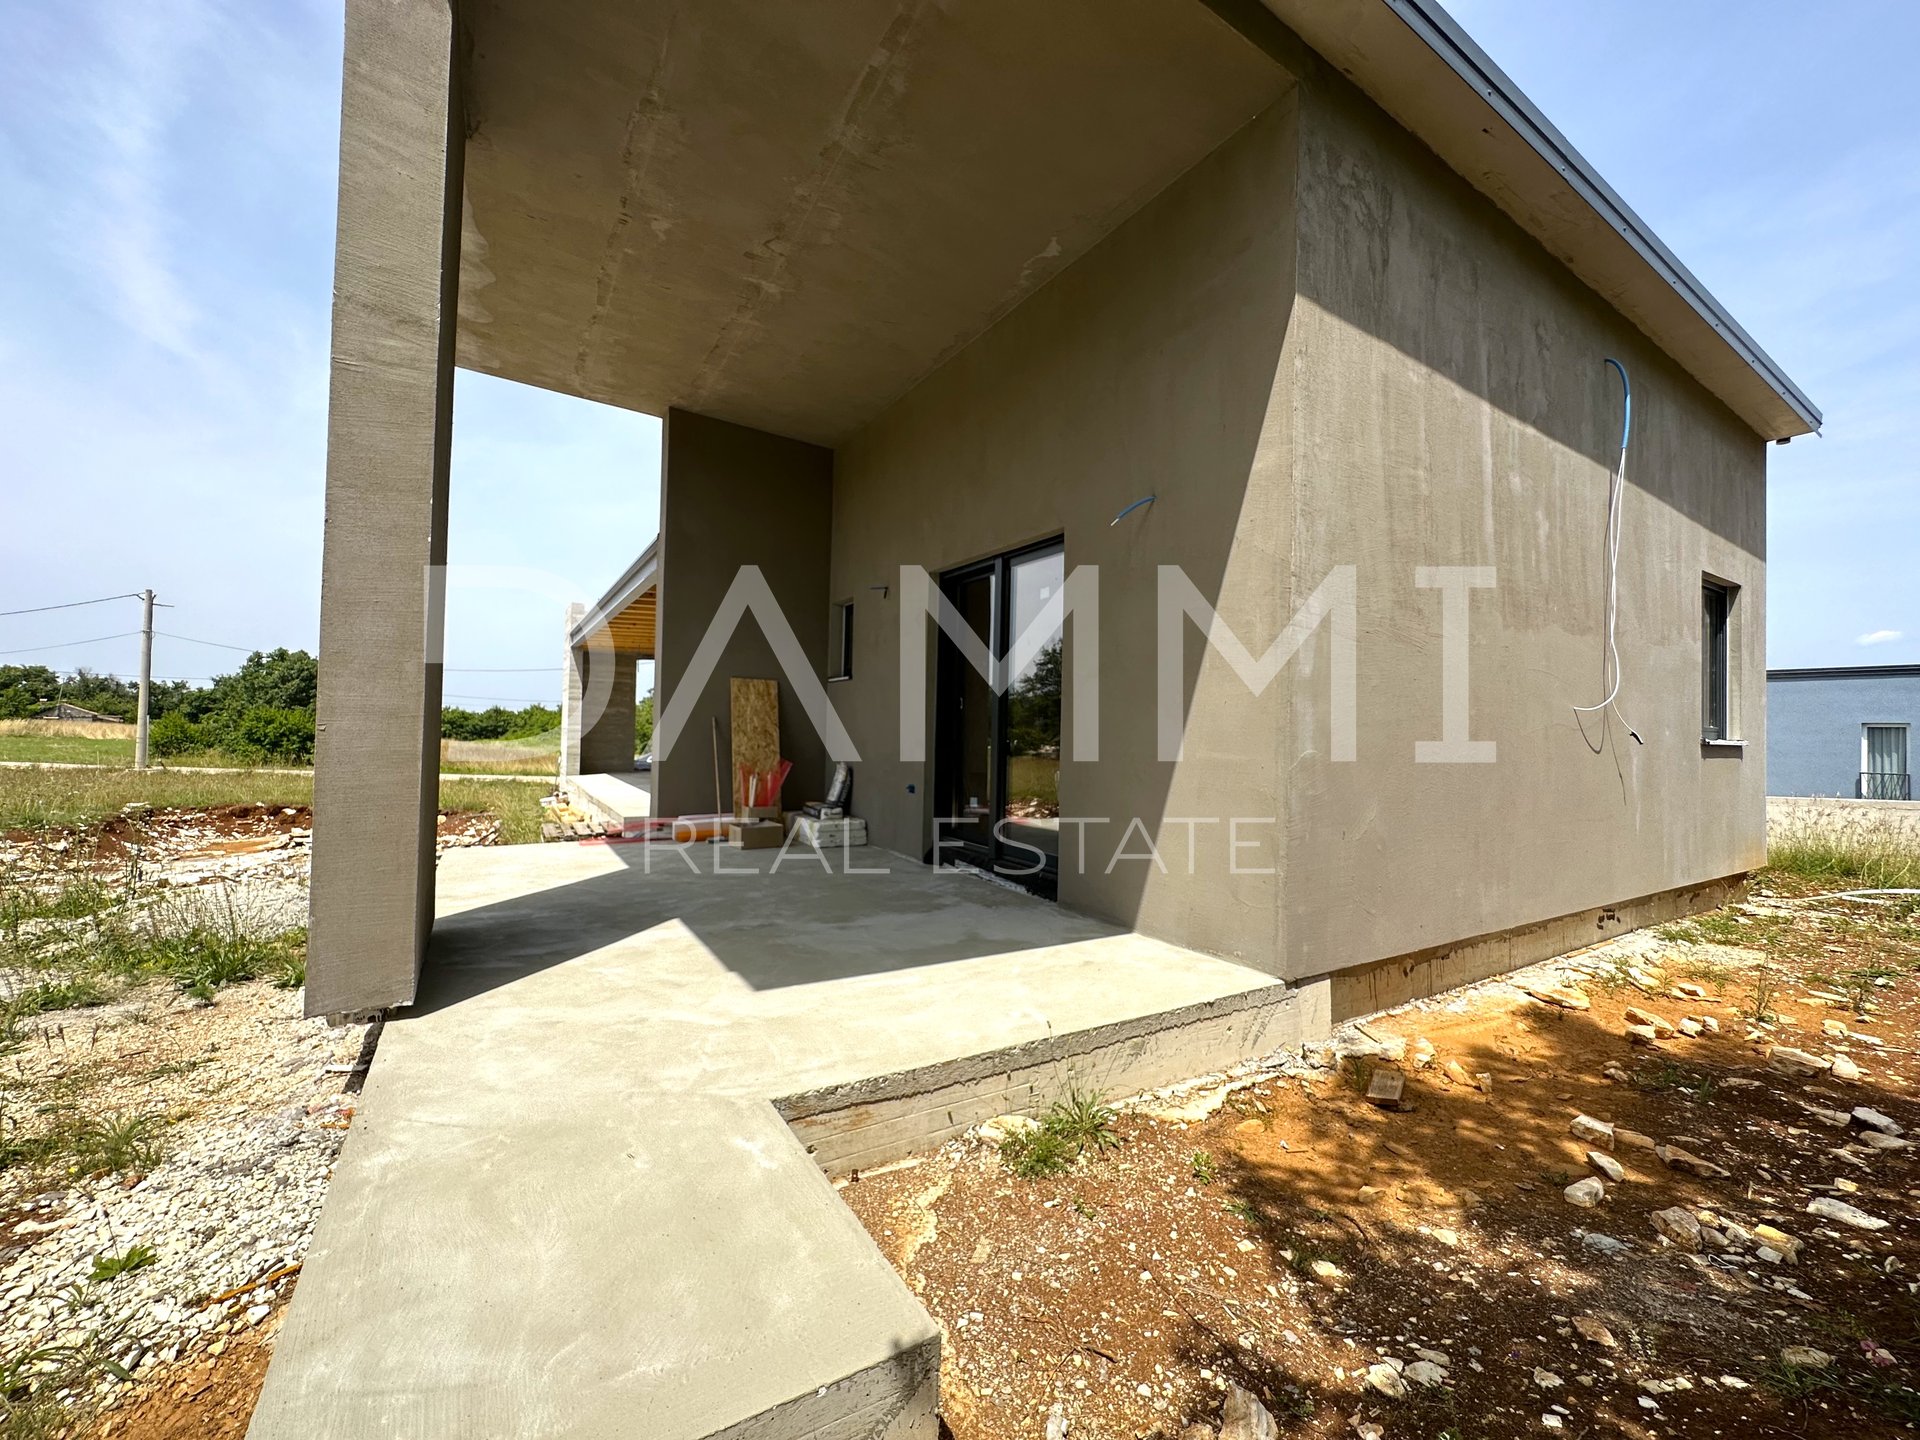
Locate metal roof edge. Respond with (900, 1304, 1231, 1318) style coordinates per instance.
(1384, 0, 1822, 436)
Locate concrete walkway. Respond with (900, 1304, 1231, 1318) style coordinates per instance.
(248, 844, 1307, 1439)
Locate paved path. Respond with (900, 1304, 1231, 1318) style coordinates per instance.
(249, 843, 1303, 1439)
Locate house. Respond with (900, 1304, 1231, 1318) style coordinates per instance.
(305, 0, 1814, 1020)
(1768, 665, 1919, 799)
(274, 2, 1819, 1434)
(34, 702, 124, 724)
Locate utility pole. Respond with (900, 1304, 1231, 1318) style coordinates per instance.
(135, 589, 155, 770)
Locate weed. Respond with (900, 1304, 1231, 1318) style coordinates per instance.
(1189, 1150, 1217, 1185)
(1338, 1055, 1372, 1093)
(0, 1321, 135, 1440)
(999, 1126, 1077, 1180)
(87, 1245, 158, 1284)
(998, 1091, 1121, 1180)
(1741, 973, 1779, 1023)
(0, 1110, 163, 1180)
(1070, 1196, 1098, 1219)
(0, 977, 112, 1045)
(1223, 1198, 1259, 1225)
(1633, 1060, 1721, 1103)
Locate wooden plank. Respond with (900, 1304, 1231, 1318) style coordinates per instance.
(729, 677, 780, 812)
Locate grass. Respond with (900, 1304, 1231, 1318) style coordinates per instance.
(0, 978, 110, 1043)
(998, 1090, 1121, 1179)
(1631, 1059, 1721, 1103)
(0, 1110, 164, 1179)
(0, 1326, 135, 1440)
(0, 733, 134, 765)
(1189, 1149, 1217, 1185)
(1005, 754, 1060, 815)
(440, 729, 562, 776)
(0, 766, 545, 843)
(87, 1245, 158, 1284)
(1768, 805, 1920, 891)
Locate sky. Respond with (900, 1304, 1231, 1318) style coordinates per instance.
(0, 0, 1912, 706)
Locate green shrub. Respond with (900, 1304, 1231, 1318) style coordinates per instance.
(148, 710, 205, 757)
(226, 707, 315, 765)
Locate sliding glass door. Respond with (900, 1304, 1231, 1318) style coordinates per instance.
(933, 539, 1064, 894)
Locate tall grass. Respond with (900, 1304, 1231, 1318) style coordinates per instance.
(1767, 801, 1920, 890)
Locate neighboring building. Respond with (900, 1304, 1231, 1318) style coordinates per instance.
(1768, 665, 1920, 799)
(306, 0, 1819, 1021)
(34, 703, 124, 723)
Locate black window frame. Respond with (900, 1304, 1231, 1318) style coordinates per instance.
(1701, 577, 1736, 742)
(828, 599, 854, 681)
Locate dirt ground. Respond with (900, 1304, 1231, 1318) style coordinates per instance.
(843, 879, 1920, 1439)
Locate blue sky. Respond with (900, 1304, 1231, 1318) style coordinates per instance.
(0, 0, 1911, 706)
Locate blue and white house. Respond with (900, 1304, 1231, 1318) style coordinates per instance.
(1768, 664, 1920, 799)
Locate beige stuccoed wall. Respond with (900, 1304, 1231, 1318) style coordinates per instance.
(824, 69, 1766, 985)
(828, 92, 1302, 964)
(1268, 73, 1767, 981)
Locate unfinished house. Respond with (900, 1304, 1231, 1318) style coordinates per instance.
(263, 1, 1818, 1435)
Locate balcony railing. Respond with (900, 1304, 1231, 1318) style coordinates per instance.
(1860, 771, 1913, 800)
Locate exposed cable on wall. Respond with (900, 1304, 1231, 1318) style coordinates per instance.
(1573, 358, 1643, 745)
(1110, 495, 1156, 527)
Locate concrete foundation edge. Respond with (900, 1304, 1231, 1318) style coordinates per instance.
(779, 983, 1303, 1176)
(706, 1335, 939, 1440)
(1320, 872, 1749, 1022)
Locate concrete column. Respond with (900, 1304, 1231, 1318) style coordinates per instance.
(654, 410, 834, 817)
(307, 0, 463, 1019)
(559, 604, 585, 778)
(579, 653, 639, 774)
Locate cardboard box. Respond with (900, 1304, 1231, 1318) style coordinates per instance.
(728, 820, 783, 850)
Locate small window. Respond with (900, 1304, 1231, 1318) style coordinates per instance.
(828, 600, 854, 681)
(1701, 577, 1736, 741)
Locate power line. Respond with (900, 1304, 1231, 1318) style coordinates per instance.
(0, 631, 142, 657)
(155, 631, 266, 653)
(0, 592, 141, 618)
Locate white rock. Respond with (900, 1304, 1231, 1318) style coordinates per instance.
(1533, 1368, 1563, 1389)
(1858, 1130, 1913, 1151)
(1807, 1196, 1889, 1231)
(1829, 1054, 1865, 1082)
(1780, 1346, 1833, 1368)
(1405, 1360, 1448, 1388)
(1853, 1106, 1903, 1136)
(1365, 1363, 1407, 1399)
(1563, 1177, 1606, 1208)
(1568, 1115, 1615, 1148)
(1651, 1207, 1703, 1251)
(1219, 1383, 1277, 1440)
(1588, 1151, 1626, 1183)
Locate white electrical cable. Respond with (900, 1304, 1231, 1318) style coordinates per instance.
(1573, 358, 1642, 743)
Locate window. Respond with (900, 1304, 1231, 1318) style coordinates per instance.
(1863, 724, 1911, 799)
(1701, 577, 1736, 741)
(828, 600, 854, 681)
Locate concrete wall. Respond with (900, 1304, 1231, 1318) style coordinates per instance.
(1768, 672, 1920, 796)
(577, 652, 638, 774)
(307, 0, 462, 1019)
(829, 93, 1301, 964)
(653, 410, 834, 817)
(1268, 72, 1767, 980)
(825, 65, 1767, 986)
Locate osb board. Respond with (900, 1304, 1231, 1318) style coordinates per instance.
(730, 678, 779, 810)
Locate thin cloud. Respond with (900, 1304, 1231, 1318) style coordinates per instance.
(1857, 630, 1903, 647)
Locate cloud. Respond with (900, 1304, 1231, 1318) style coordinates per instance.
(1857, 630, 1903, 647)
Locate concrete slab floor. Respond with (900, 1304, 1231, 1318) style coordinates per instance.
(248, 844, 1297, 1439)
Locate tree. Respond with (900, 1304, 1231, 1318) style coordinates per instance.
(0, 665, 61, 719)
